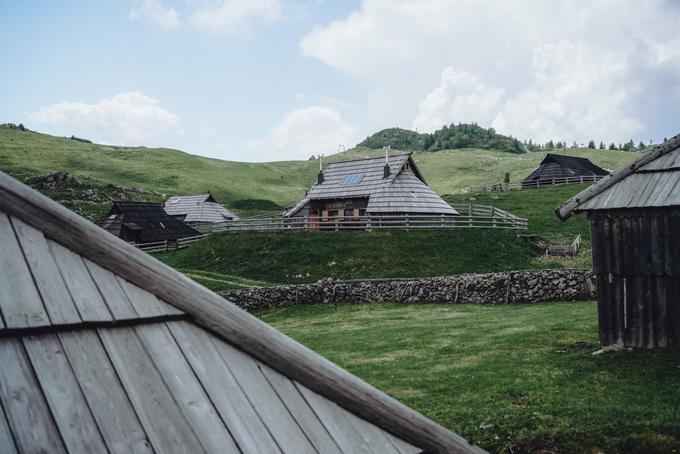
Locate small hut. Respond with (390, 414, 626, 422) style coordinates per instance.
(0, 170, 479, 453)
(164, 193, 238, 225)
(97, 202, 200, 244)
(557, 134, 680, 348)
(284, 153, 457, 218)
(523, 154, 609, 187)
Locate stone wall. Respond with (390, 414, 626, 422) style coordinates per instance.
(220, 269, 596, 310)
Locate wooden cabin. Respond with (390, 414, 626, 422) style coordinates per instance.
(164, 193, 238, 226)
(523, 154, 609, 188)
(284, 154, 458, 221)
(0, 170, 480, 453)
(557, 134, 680, 349)
(97, 201, 200, 244)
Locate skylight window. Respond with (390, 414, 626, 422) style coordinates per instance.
(341, 174, 364, 184)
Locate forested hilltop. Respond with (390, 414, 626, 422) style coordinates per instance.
(358, 123, 527, 153)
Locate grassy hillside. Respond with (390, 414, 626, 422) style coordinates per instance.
(260, 302, 680, 453)
(0, 125, 641, 211)
(156, 229, 545, 286)
(156, 184, 594, 288)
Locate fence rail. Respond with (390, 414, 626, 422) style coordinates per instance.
(470, 175, 606, 193)
(135, 234, 206, 252)
(197, 204, 527, 234)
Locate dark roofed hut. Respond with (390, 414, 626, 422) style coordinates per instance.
(284, 153, 457, 222)
(557, 134, 680, 349)
(97, 202, 200, 244)
(0, 170, 481, 453)
(523, 154, 609, 188)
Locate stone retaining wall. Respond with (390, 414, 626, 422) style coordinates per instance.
(220, 269, 596, 310)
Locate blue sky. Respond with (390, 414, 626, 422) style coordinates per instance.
(2, 0, 680, 162)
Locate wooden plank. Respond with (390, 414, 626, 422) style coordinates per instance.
(84, 259, 138, 320)
(98, 326, 205, 453)
(48, 240, 112, 322)
(259, 363, 342, 454)
(0, 399, 17, 454)
(0, 213, 50, 329)
(0, 170, 479, 454)
(0, 338, 66, 453)
(23, 333, 107, 452)
(11, 217, 81, 325)
(344, 408, 404, 453)
(118, 277, 183, 317)
(135, 323, 239, 453)
(59, 330, 153, 454)
(296, 382, 375, 454)
(167, 321, 282, 453)
(211, 336, 317, 453)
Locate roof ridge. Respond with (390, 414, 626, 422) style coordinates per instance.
(556, 132, 680, 219)
(325, 153, 411, 166)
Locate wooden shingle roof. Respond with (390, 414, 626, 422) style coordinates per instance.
(165, 194, 239, 223)
(523, 154, 609, 184)
(97, 202, 201, 243)
(557, 133, 680, 218)
(285, 154, 457, 216)
(0, 170, 481, 453)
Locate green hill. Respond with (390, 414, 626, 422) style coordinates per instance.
(359, 123, 526, 153)
(0, 124, 642, 219)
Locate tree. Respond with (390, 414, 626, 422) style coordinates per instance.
(638, 141, 646, 149)
(588, 140, 596, 149)
(599, 141, 605, 149)
(546, 140, 555, 149)
(556, 141, 564, 149)
(609, 143, 617, 150)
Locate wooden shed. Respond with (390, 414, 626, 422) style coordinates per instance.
(0, 170, 481, 453)
(284, 153, 458, 218)
(557, 135, 680, 348)
(523, 154, 609, 188)
(97, 201, 200, 244)
(164, 193, 239, 225)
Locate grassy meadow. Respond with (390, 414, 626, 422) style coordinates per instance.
(260, 302, 680, 453)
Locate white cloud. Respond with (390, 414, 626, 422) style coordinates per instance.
(188, 0, 280, 34)
(129, 0, 181, 30)
(413, 68, 505, 133)
(28, 92, 180, 146)
(301, 0, 680, 143)
(247, 105, 357, 161)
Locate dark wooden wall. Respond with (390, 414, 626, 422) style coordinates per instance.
(590, 208, 680, 348)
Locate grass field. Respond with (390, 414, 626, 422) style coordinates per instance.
(259, 302, 680, 453)
(0, 126, 642, 214)
(156, 229, 548, 286)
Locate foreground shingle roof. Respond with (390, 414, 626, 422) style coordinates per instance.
(557, 134, 680, 218)
(285, 154, 458, 216)
(0, 170, 481, 453)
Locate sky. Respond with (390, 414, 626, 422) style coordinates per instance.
(1, 0, 680, 162)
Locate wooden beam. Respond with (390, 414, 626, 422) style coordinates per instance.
(556, 134, 680, 220)
(0, 170, 482, 454)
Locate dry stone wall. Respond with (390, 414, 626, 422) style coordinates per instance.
(220, 269, 596, 310)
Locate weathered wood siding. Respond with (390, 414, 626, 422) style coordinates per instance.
(590, 208, 680, 348)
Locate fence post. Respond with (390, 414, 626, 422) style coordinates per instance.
(580, 176, 584, 183)
(491, 206, 496, 228)
(164, 240, 168, 252)
(334, 217, 339, 231)
(406, 214, 410, 230)
(440, 214, 444, 228)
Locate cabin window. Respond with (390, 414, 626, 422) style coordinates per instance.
(359, 208, 366, 216)
(343, 208, 354, 217)
(341, 174, 364, 184)
(328, 210, 339, 217)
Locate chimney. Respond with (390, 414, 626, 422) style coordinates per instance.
(383, 145, 391, 178)
(318, 155, 324, 184)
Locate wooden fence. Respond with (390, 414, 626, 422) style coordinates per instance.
(134, 234, 206, 252)
(469, 175, 606, 193)
(197, 204, 528, 234)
